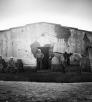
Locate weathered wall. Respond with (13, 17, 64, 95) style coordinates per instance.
(0, 23, 56, 66)
(0, 22, 91, 66)
(68, 29, 85, 54)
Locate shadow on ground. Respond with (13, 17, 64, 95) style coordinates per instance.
(0, 66, 92, 83)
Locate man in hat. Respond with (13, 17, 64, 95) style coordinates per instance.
(36, 49, 44, 70)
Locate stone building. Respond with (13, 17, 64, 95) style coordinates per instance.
(0, 22, 92, 69)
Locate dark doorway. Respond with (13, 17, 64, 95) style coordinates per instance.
(38, 47, 50, 69)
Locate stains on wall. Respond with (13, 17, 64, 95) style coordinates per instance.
(54, 24, 71, 42)
(0, 22, 91, 66)
(31, 41, 40, 58)
(53, 39, 67, 53)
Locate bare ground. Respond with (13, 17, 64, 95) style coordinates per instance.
(0, 81, 92, 102)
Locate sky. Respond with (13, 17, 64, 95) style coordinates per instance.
(0, 0, 92, 31)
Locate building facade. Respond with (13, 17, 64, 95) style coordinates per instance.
(0, 22, 92, 68)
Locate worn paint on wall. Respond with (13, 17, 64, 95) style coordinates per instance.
(67, 29, 85, 54)
(0, 22, 91, 66)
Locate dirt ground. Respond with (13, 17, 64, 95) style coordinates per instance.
(0, 81, 92, 102)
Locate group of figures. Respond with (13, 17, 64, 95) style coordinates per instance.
(35, 48, 91, 73)
(51, 52, 91, 72)
(35, 48, 73, 72)
(0, 49, 90, 73)
(50, 52, 73, 73)
(0, 56, 24, 73)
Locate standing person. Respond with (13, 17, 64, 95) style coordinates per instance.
(0, 56, 4, 72)
(67, 53, 72, 66)
(63, 52, 68, 66)
(60, 54, 66, 73)
(7, 57, 16, 73)
(36, 49, 44, 70)
(63, 52, 72, 66)
(16, 59, 24, 72)
(49, 52, 54, 69)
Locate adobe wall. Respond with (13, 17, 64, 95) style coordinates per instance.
(0, 22, 91, 66)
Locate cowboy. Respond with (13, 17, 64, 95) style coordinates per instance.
(63, 52, 72, 66)
(60, 54, 66, 73)
(36, 49, 44, 70)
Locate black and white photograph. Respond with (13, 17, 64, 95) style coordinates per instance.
(0, 0, 92, 101)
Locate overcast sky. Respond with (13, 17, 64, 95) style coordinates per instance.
(0, 0, 92, 31)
